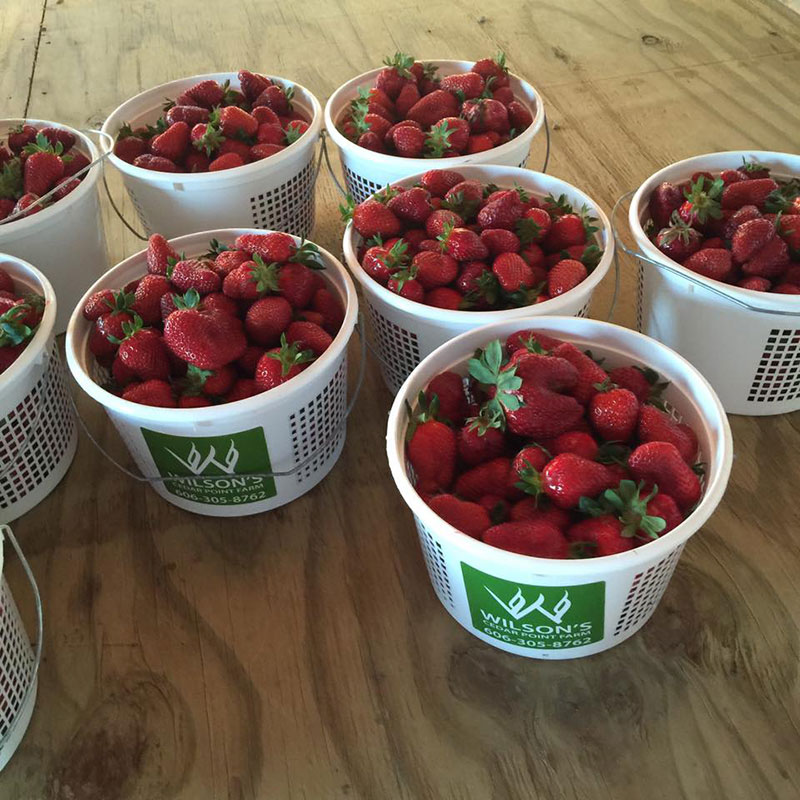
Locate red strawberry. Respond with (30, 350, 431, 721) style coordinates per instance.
(505, 329, 562, 354)
(8, 124, 38, 154)
(91, 307, 134, 358)
(111, 355, 137, 387)
(132, 274, 172, 324)
(543, 214, 588, 252)
(722, 204, 761, 239)
(235, 231, 299, 263)
(388, 124, 424, 157)
(164, 307, 247, 370)
(628, 442, 701, 510)
(0, 198, 15, 221)
(252, 106, 280, 126)
(425, 209, 462, 238)
(566, 516, 634, 556)
(395, 83, 421, 118)
(23, 144, 64, 196)
(547, 259, 587, 298)
(506, 383, 584, 440)
(356, 131, 385, 153)
(472, 54, 510, 88)
(492, 252, 535, 291)
(682, 248, 733, 281)
(438, 226, 489, 261)
(226, 378, 259, 402)
(245, 296, 292, 346)
(541, 453, 617, 509)
(419, 169, 464, 198)
(312, 288, 345, 335)
(133, 154, 178, 172)
(408, 418, 457, 494)
(589, 387, 639, 442)
(549, 430, 598, 460)
(209, 153, 245, 171)
(607, 366, 656, 404)
(455, 457, 518, 501)
(776, 215, 800, 252)
(426, 371, 469, 425)
(509, 500, 572, 528)
(721, 178, 779, 210)
(184, 152, 210, 172)
(654, 217, 703, 262)
(201, 292, 238, 317)
(492, 87, 515, 105)
(648, 182, 684, 230)
(222, 258, 279, 300)
(170, 259, 222, 295)
(253, 84, 293, 115)
(286, 320, 332, 356)
(146, 234, 180, 276)
(480, 229, 520, 255)
(428, 494, 491, 538)
(278, 263, 319, 308)
(511, 444, 550, 498)
(115, 319, 171, 381)
(425, 287, 462, 309)
(552, 342, 607, 404)
(637, 405, 698, 463)
(237, 345, 263, 377)
(256, 123, 285, 145)
(375, 54, 415, 99)
(774, 283, 800, 294)
(238, 70, 272, 101)
(150, 121, 191, 162)
(405, 90, 459, 128)
(0, 343, 26, 374)
(387, 187, 433, 223)
(179, 394, 213, 408)
(62, 150, 91, 179)
(461, 98, 509, 134)
(457, 423, 506, 466)
(439, 72, 484, 99)
(82, 289, 116, 321)
(742, 236, 789, 278)
(483, 521, 569, 558)
(350, 199, 403, 238)
(507, 100, 533, 131)
(122, 379, 176, 407)
(477, 191, 523, 231)
(731, 217, 775, 263)
(412, 251, 458, 289)
(187, 79, 226, 109)
(737, 276, 771, 292)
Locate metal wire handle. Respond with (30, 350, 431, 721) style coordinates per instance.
(0, 524, 43, 754)
(70, 316, 367, 485)
(611, 190, 800, 317)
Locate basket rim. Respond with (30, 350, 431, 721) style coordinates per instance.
(342, 165, 615, 321)
(324, 58, 545, 169)
(0, 254, 57, 388)
(0, 118, 101, 238)
(629, 149, 800, 315)
(100, 72, 323, 184)
(65, 227, 358, 422)
(385, 316, 734, 575)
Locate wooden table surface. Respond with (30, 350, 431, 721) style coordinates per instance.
(2, 1, 800, 798)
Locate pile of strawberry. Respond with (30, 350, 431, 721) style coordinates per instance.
(345, 169, 602, 309)
(83, 232, 344, 407)
(648, 160, 800, 293)
(0, 267, 45, 374)
(337, 52, 533, 157)
(0, 125, 91, 222)
(113, 71, 311, 174)
(406, 329, 704, 559)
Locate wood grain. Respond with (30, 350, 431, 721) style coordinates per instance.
(1, 1, 799, 798)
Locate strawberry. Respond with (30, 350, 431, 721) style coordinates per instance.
(390, 124, 426, 157)
(426, 371, 469, 425)
(395, 83, 421, 117)
(607, 365, 664, 405)
(387, 187, 433, 223)
(480, 228, 520, 255)
(183, 363, 237, 397)
(425, 288, 463, 309)
(507, 100, 533, 132)
(721, 178, 779, 210)
(721, 204, 761, 239)
(113, 317, 171, 381)
(407, 414, 457, 494)
(251, 106, 280, 126)
(439, 71, 484, 99)
(774, 283, 800, 294)
(254, 83, 294, 115)
(549, 430, 598, 460)
(516, 207, 552, 245)
(457, 423, 506, 466)
(146, 234, 180, 276)
(357, 131, 385, 153)
(512, 444, 549, 494)
(62, 150, 91, 179)
(122, 379, 176, 407)
(0, 341, 26, 374)
(677, 176, 723, 228)
(349, 199, 403, 238)
(737, 276, 771, 292)
(222, 257, 278, 300)
(477, 190, 523, 230)
(425, 118, 470, 156)
(256, 123, 285, 145)
(389, 272, 424, 302)
(566, 516, 634, 556)
(311, 288, 344, 335)
(412, 251, 458, 289)
(286, 320, 332, 356)
(472, 53, 510, 88)
(179, 394, 213, 408)
(187, 79, 226, 108)
(92, 306, 135, 357)
(133, 154, 178, 172)
(649, 182, 684, 230)
(111, 355, 137, 387)
(589, 387, 639, 442)
(150, 122, 190, 162)
(184, 152, 210, 172)
(647, 492, 683, 533)
(682, 248, 733, 282)
(82, 289, 117, 321)
(132, 274, 171, 325)
(553, 342, 607, 404)
(510, 353, 578, 391)
(425, 209, 463, 238)
(492, 252, 535, 291)
(541, 453, 617, 509)
(201, 292, 238, 317)
(406, 90, 460, 127)
(776, 215, 800, 252)
(244, 295, 292, 346)
(22, 134, 64, 195)
(209, 153, 245, 171)
(654, 215, 703, 262)
(164, 307, 247, 370)
(362, 240, 406, 285)
(170, 259, 221, 295)
(428, 494, 491, 539)
(11, 193, 42, 218)
(506, 329, 562, 354)
(455, 457, 518, 501)
(492, 87, 515, 105)
(742, 236, 789, 278)
(363, 112, 392, 140)
(543, 213, 589, 252)
(8, 124, 38, 154)
(0, 198, 15, 221)
(509, 500, 572, 528)
(506, 383, 584, 440)
(461, 98, 509, 134)
(376, 53, 415, 99)
(0, 269, 13, 294)
(628, 441, 701, 510)
(482, 521, 569, 558)
(226, 378, 259, 402)
(278, 262, 320, 308)
(437, 225, 488, 261)
(419, 169, 464, 198)
(238, 69, 272, 101)
(731, 217, 775, 263)
(547, 259, 587, 298)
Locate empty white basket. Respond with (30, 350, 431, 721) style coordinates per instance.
(0, 119, 108, 333)
(386, 317, 732, 659)
(627, 150, 800, 416)
(0, 255, 77, 523)
(342, 165, 614, 393)
(0, 524, 42, 771)
(325, 59, 546, 203)
(101, 73, 323, 239)
(66, 228, 358, 517)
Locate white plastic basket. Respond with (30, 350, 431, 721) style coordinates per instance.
(625, 150, 800, 416)
(101, 73, 323, 239)
(325, 60, 546, 203)
(0, 255, 78, 523)
(0, 119, 107, 333)
(66, 228, 358, 517)
(342, 165, 615, 393)
(386, 316, 733, 659)
(0, 524, 42, 771)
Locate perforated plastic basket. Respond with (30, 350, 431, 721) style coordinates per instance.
(0, 119, 107, 333)
(626, 150, 800, 416)
(101, 73, 323, 239)
(0, 255, 77, 523)
(342, 165, 614, 393)
(0, 524, 42, 771)
(386, 317, 732, 659)
(325, 60, 546, 204)
(66, 228, 358, 517)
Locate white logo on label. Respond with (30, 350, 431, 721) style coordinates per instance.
(484, 586, 572, 623)
(165, 440, 240, 475)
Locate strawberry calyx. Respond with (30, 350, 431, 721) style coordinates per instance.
(0, 304, 33, 347)
(682, 176, 724, 223)
(765, 179, 800, 214)
(595, 441, 631, 465)
(579, 479, 667, 540)
(220, 79, 242, 107)
(505, 281, 546, 308)
(578, 203, 600, 237)
(204, 238, 230, 257)
(512, 183, 530, 204)
(339, 194, 356, 223)
(576, 244, 603, 270)
(172, 288, 202, 310)
(107, 312, 146, 345)
(374, 184, 401, 204)
(440, 190, 479, 219)
(405, 390, 446, 439)
(543, 193, 574, 216)
(494, 51, 509, 74)
(23, 132, 64, 157)
(517, 333, 551, 355)
(0, 159, 23, 200)
(638, 365, 670, 410)
(193, 110, 225, 155)
(515, 216, 542, 246)
(658, 211, 697, 245)
(388, 262, 418, 291)
(380, 238, 411, 271)
(464, 270, 501, 307)
(264, 332, 316, 377)
(424, 121, 456, 159)
(250, 254, 281, 292)
(483, 182, 501, 198)
(382, 52, 415, 79)
(514, 458, 544, 501)
(106, 289, 135, 315)
(284, 125, 304, 145)
(180, 363, 214, 395)
(421, 62, 439, 80)
(468, 339, 523, 430)
(478, 76, 496, 100)
(144, 117, 169, 139)
(739, 157, 769, 175)
(290, 240, 324, 269)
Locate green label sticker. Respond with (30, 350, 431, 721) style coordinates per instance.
(461, 563, 605, 650)
(140, 427, 277, 506)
